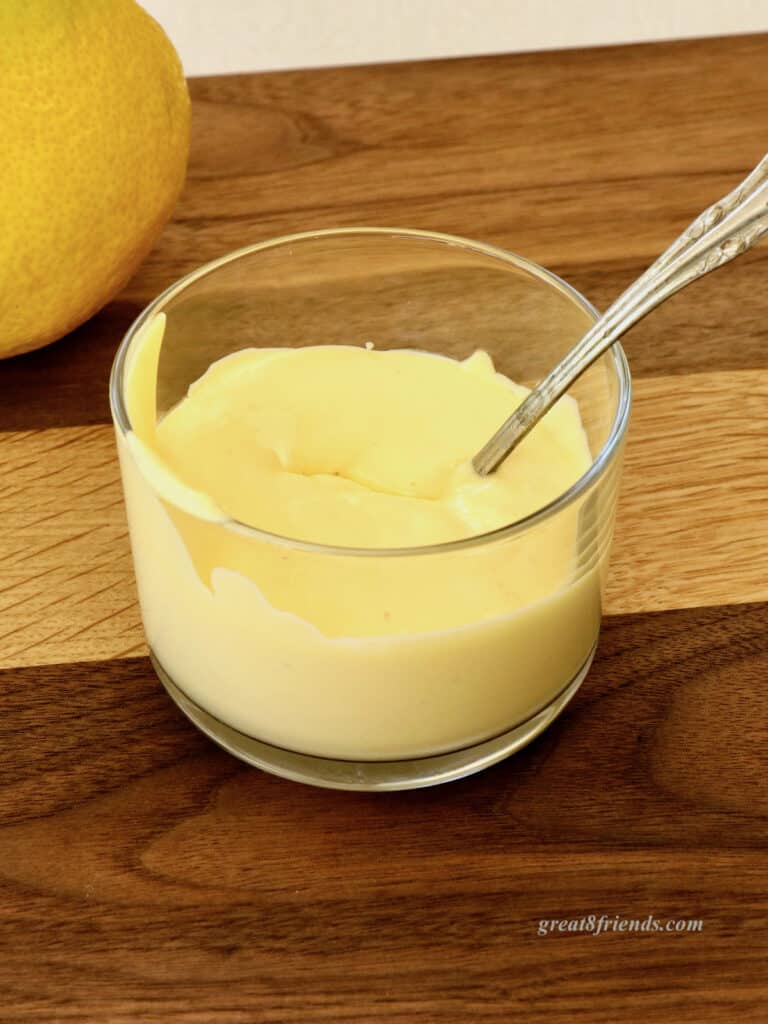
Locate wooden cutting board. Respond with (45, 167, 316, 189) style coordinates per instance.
(1, 33, 766, 1024)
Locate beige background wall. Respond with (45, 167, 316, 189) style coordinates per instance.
(141, 0, 767, 76)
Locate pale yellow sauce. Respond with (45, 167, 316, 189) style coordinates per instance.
(117, 315, 602, 759)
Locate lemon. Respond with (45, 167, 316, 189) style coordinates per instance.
(0, 0, 190, 357)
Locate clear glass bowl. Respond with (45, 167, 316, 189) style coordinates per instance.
(110, 228, 630, 790)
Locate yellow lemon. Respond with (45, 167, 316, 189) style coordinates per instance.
(0, 0, 190, 357)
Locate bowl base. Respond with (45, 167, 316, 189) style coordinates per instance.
(150, 646, 596, 792)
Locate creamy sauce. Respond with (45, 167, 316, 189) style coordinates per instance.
(117, 314, 602, 759)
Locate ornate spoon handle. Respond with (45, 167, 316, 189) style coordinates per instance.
(472, 155, 768, 476)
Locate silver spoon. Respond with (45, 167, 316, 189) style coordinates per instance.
(472, 154, 768, 476)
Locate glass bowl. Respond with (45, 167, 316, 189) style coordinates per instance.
(110, 227, 630, 790)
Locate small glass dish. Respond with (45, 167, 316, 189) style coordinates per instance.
(110, 228, 630, 790)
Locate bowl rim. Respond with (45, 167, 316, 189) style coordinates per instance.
(109, 226, 631, 558)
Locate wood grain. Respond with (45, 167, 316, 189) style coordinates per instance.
(609, 369, 768, 614)
(0, 426, 143, 668)
(0, 33, 767, 1024)
(0, 602, 766, 1022)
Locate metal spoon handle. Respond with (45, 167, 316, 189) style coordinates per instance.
(473, 154, 768, 476)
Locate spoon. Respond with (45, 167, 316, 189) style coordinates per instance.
(472, 154, 768, 476)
